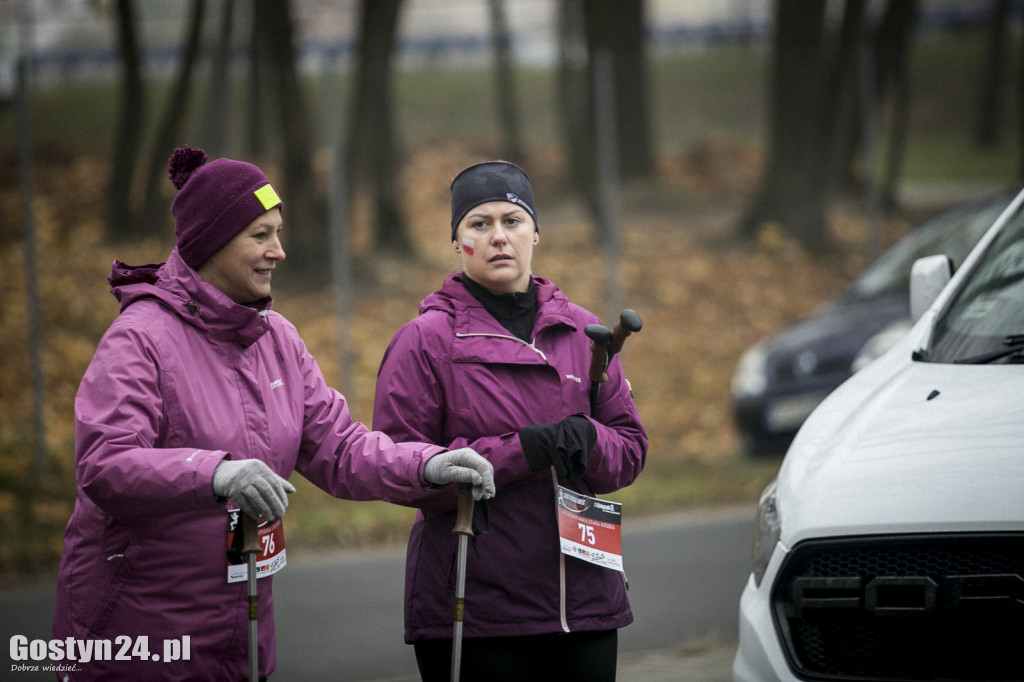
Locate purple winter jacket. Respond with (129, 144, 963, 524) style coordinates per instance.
(52, 249, 445, 681)
(373, 273, 647, 643)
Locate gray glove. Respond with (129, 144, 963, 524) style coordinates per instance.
(212, 458, 296, 522)
(423, 448, 496, 501)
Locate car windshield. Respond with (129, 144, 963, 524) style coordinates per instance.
(927, 197, 1024, 363)
(845, 198, 1008, 301)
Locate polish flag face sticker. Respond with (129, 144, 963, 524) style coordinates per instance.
(461, 237, 475, 256)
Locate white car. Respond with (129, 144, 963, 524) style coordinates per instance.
(734, 188, 1024, 681)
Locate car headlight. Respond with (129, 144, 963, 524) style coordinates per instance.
(752, 478, 781, 587)
(851, 319, 913, 373)
(732, 341, 768, 397)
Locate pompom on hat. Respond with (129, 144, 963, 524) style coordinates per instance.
(167, 145, 283, 270)
(449, 161, 537, 241)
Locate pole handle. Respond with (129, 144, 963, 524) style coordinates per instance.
(242, 514, 261, 556)
(607, 309, 642, 358)
(584, 324, 612, 383)
(452, 483, 475, 537)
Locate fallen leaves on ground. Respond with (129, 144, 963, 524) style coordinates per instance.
(0, 141, 916, 577)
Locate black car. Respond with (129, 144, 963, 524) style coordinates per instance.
(730, 193, 1012, 455)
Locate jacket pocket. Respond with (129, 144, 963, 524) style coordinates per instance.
(87, 540, 138, 635)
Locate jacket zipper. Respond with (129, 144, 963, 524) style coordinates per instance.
(454, 332, 549, 363)
(459, 330, 565, 629)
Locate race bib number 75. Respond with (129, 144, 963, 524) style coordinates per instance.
(556, 486, 624, 571)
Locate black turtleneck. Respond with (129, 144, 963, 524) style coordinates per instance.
(461, 275, 538, 342)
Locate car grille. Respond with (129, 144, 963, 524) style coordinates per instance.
(771, 534, 1024, 680)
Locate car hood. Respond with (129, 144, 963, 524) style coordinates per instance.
(778, 347, 1024, 545)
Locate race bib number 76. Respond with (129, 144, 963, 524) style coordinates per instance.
(226, 509, 287, 584)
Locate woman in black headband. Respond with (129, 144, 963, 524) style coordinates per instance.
(374, 161, 648, 681)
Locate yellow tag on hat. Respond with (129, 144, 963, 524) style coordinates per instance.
(254, 184, 281, 210)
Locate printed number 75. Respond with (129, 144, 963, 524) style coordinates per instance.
(577, 523, 595, 545)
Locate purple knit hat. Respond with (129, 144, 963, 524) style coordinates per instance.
(167, 146, 283, 269)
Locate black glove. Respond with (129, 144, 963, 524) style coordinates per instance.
(519, 415, 596, 480)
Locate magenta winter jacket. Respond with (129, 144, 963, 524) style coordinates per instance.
(52, 249, 445, 681)
(373, 273, 647, 643)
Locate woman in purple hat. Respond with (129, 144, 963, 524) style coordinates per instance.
(51, 146, 494, 681)
(373, 161, 648, 681)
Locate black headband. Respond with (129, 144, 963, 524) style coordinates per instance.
(450, 161, 538, 240)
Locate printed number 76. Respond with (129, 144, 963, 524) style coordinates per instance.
(261, 534, 275, 556)
(577, 523, 595, 545)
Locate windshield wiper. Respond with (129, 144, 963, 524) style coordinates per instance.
(954, 334, 1024, 364)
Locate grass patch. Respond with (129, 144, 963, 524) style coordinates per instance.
(606, 454, 780, 515)
(284, 478, 421, 549)
(902, 132, 1019, 181)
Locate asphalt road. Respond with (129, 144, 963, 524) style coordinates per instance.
(1, 504, 754, 681)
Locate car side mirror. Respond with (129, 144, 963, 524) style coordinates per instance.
(909, 254, 954, 322)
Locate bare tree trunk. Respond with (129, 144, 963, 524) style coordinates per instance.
(347, 0, 410, 256)
(557, 0, 593, 199)
(255, 0, 326, 283)
(581, 0, 653, 182)
(560, 0, 653, 216)
(199, 0, 234, 156)
(143, 0, 206, 231)
(823, 0, 869, 192)
(108, 0, 145, 241)
(488, 0, 524, 162)
(584, 0, 652, 181)
(247, 10, 264, 158)
(976, 0, 1010, 148)
(819, 0, 916, 207)
(741, 0, 830, 250)
(874, 0, 917, 207)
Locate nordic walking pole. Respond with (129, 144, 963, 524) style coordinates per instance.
(607, 309, 642, 360)
(585, 324, 612, 412)
(450, 483, 475, 682)
(241, 514, 261, 682)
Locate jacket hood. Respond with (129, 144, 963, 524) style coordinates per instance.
(107, 247, 274, 347)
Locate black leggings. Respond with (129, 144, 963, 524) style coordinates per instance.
(413, 629, 618, 682)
